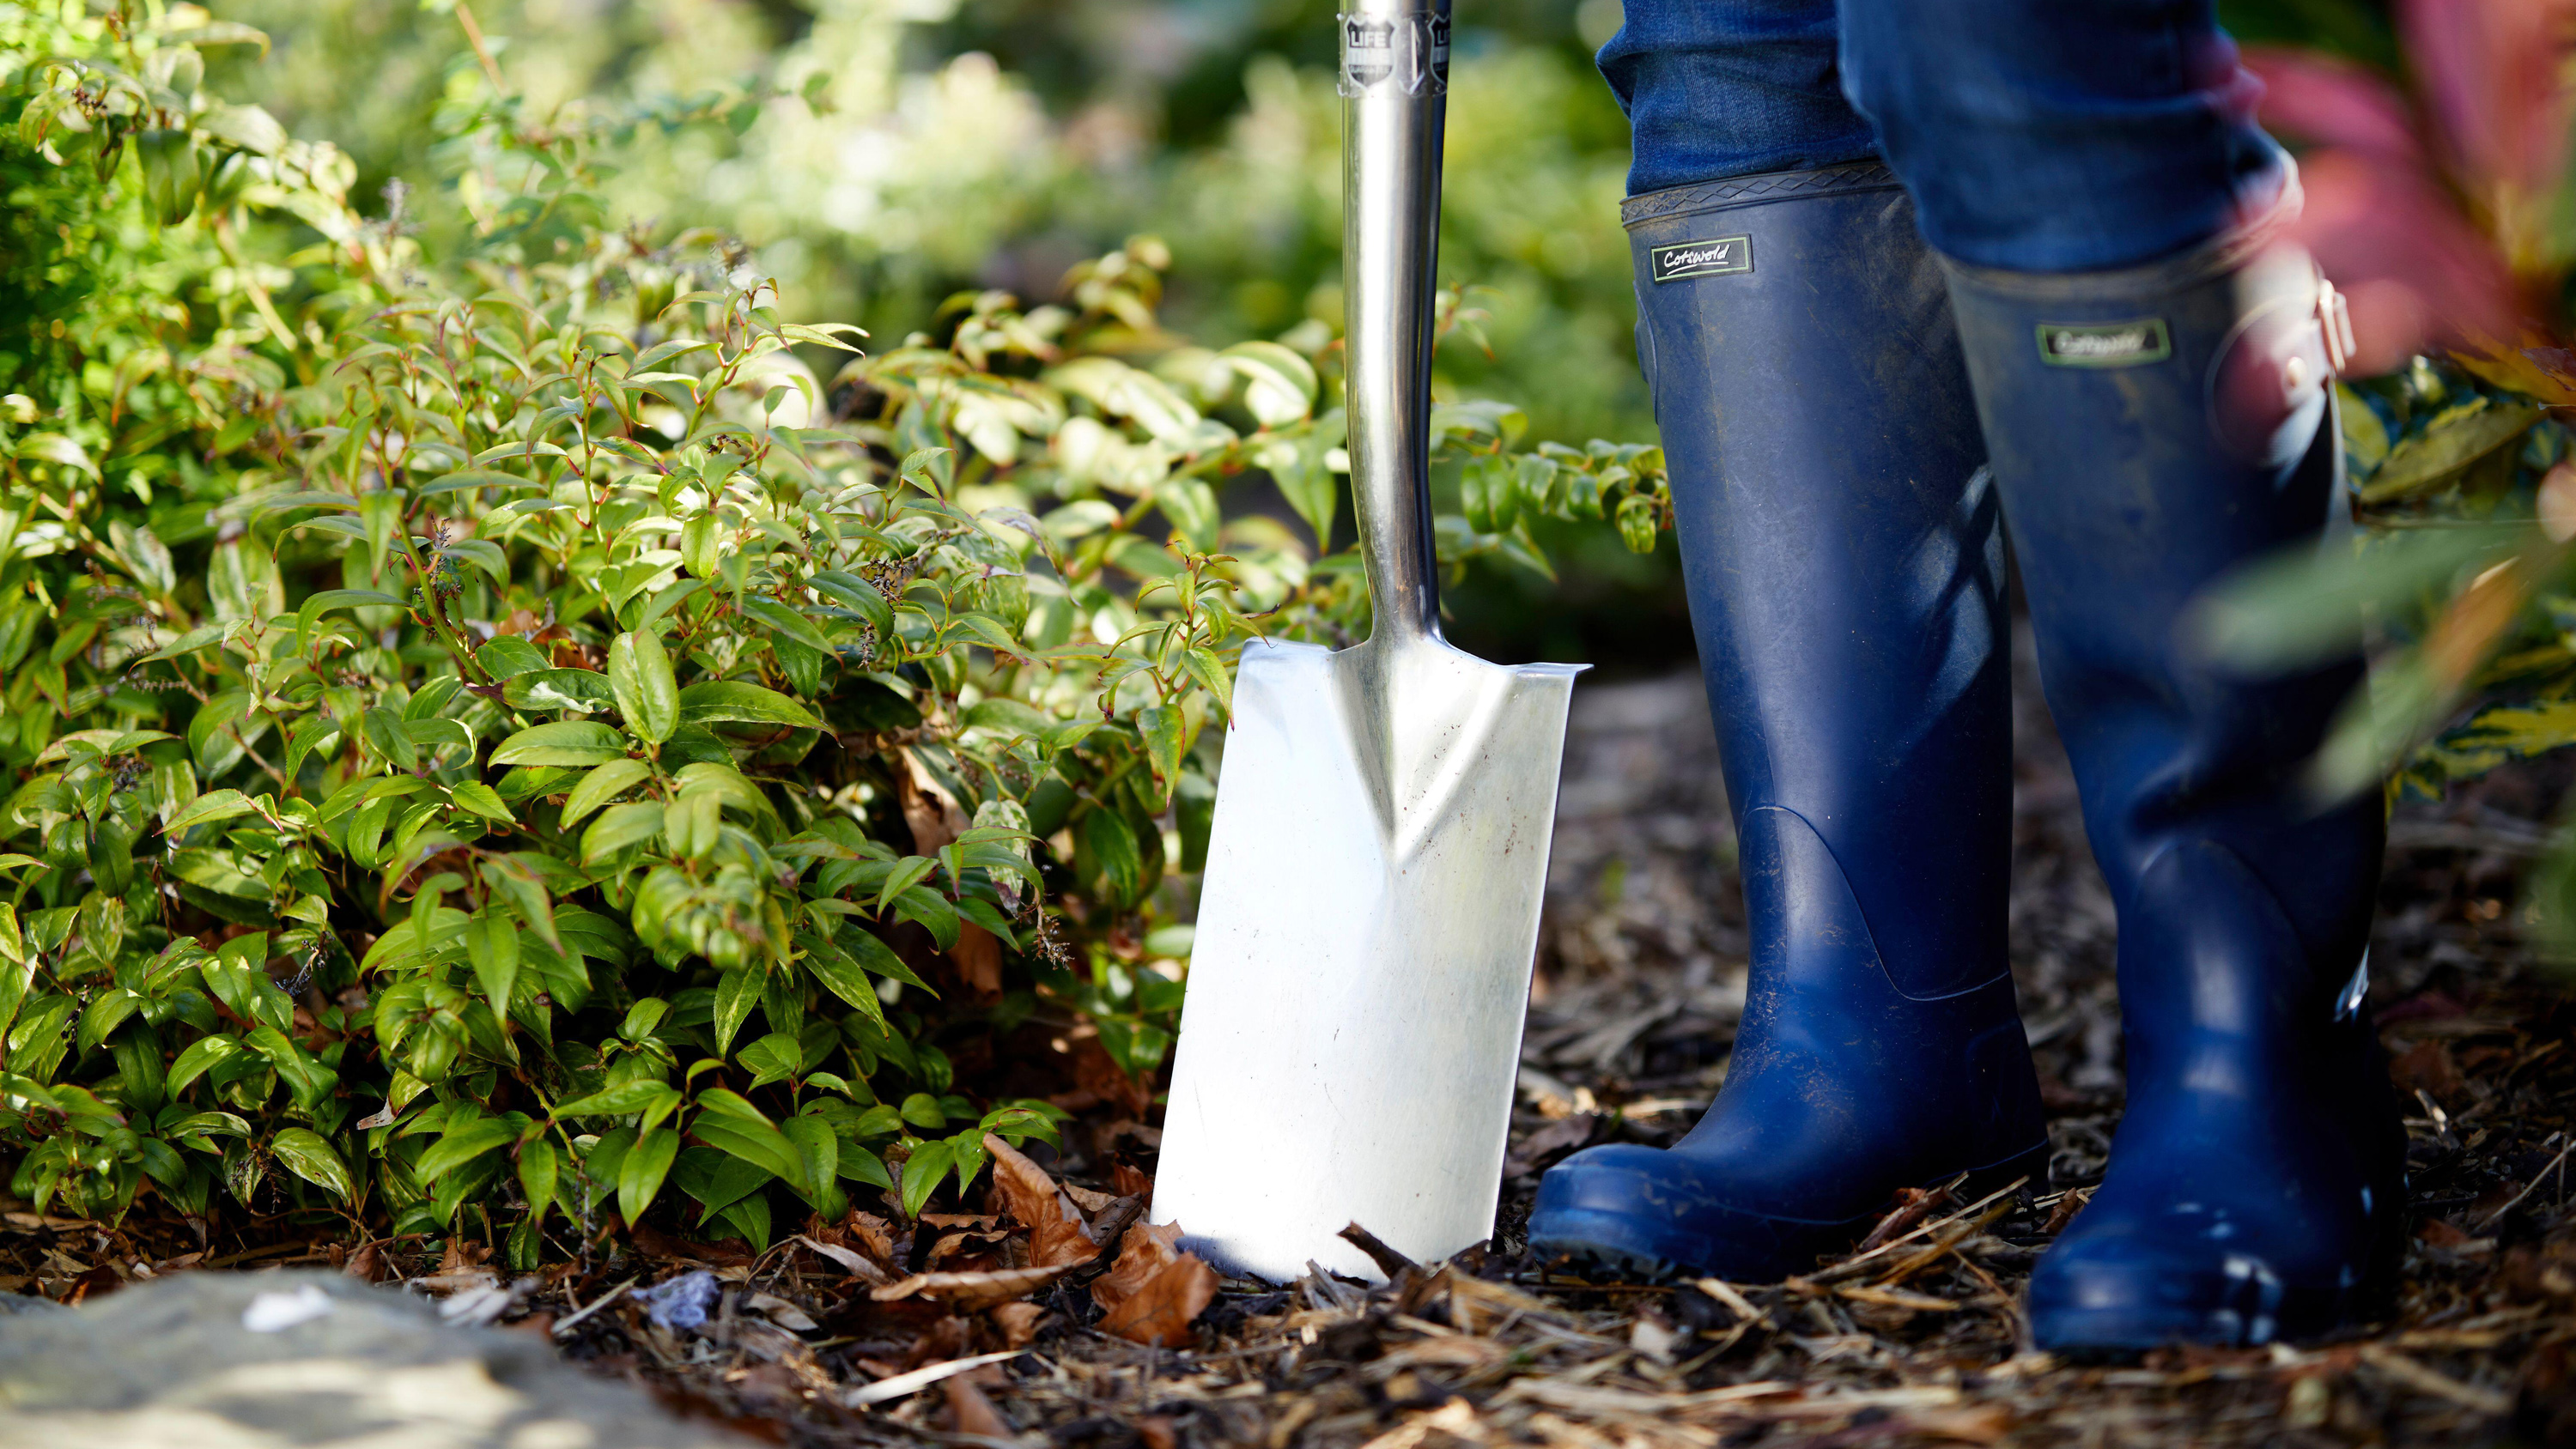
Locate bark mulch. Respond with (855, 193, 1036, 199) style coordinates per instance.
(4, 636, 2572, 1447)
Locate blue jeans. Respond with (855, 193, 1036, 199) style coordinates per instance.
(1601, 0, 2286, 271)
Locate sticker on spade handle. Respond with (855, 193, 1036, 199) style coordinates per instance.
(1340, 11, 1449, 97)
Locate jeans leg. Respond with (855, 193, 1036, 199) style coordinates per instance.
(1603, 0, 1879, 193)
(1838, 0, 2285, 270)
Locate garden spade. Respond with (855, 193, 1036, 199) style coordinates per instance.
(1149, 0, 1584, 1284)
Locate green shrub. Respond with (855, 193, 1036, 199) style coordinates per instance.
(0, 3, 1666, 1258)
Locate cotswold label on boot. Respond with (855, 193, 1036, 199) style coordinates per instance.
(1650, 236, 1752, 283)
(2036, 318, 2172, 367)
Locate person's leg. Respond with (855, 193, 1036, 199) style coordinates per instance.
(1843, 0, 2406, 1349)
(1528, 0, 2047, 1281)
(1600, 0, 1876, 194)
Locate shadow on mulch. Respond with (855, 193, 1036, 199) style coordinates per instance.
(5, 631, 2572, 1447)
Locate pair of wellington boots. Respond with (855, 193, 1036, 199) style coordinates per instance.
(1527, 163, 2407, 1355)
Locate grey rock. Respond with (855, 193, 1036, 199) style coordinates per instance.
(0, 1270, 756, 1449)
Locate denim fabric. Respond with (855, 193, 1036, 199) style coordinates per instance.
(1598, 0, 1879, 188)
(1601, 0, 2287, 271)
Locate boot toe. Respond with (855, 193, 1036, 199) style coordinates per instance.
(1528, 1144, 1867, 1282)
(2029, 1214, 2372, 1354)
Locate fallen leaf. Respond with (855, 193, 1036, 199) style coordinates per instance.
(1504, 1113, 1602, 1178)
(1091, 1221, 1218, 1348)
(944, 1370, 1012, 1436)
(794, 1234, 892, 1285)
(871, 1264, 1076, 1313)
(744, 1290, 818, 1331)
(989, 1300, 1045, 1347)
(845, 1212, 903, 1267)
(342, 1241, 386, 1283)
(984, 1133, 1099, 1269)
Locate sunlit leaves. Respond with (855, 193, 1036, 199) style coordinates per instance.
(0, 0, 1681, 1253)
(270, 1129, 354, 1203)
(608, 631, 680, 744)
(491, 721, 628, 767)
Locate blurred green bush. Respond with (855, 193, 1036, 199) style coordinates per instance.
(0, 0, 1673, 1248)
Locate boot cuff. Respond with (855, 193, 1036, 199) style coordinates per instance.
(1621, 161, 1905, 230)
(1935, 158, 2307, 301)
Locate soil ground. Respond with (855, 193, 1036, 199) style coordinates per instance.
(6, 631, 2573, 1447)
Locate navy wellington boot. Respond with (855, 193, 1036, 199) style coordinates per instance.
(1528, 164, 2050, 1281)
(1940, 227, 2407, 1351)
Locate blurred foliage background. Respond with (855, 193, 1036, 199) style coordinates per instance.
(193, 0, 2443, 670)
(204, 0, 1680, 666)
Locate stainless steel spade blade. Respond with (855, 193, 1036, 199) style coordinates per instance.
(1150, 0, 1583, 1283)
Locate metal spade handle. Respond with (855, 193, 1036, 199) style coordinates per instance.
(1340, 0, 1451, 648)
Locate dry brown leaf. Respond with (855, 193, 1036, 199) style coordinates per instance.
(871, 1264, 1075, 1313)
(845, 1211, 902, 1266)
(1111, 1160, 1154, 1199)
(951, 923, 1004, 1001)
(989, 1300, 1045, 1348)
(1091, 1221, 1218, 1348)
(1063, 1183, 1119, 1215)
(794, 1234, 893, 1285)
(984, 1133, 1099, 1270)
(944, 1371, 1012, 1437)
(898, 749, 969, 853)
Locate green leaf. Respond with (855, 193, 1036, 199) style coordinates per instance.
(491, 721, 629, 767)
(899, 1137, 952, 1217)
(481, 856, 561, 952)
(476, 636, 552, 679)
(740, 1033, 803, 1089)
(166, 1034, 242, 1095)
(581, 803, 665, 864)
(1084, 807, 1144, 906)
(503, 669, 615, 715)
(797, 931, 891, 1030)
(609, 631, 680, 744)
(1461, 453, 1518, 533)
(807, 571, 894, 638)
(269, 1128, 354, 1203)
(677, 680, 823, 728)
(1136, 705, 1184, 795)
(555, 1079, 682, 1121)
(694, 1112, 806, 1185)
(618, 1126, 680, 1224)
(76, 989, 144, 1054)
(415, 1119, 518, 1183)
(713, 966, 762, 1055)
(467, 908, 519, 1018)
(448, 781, 513, 824)
(2360, 397, 2547, 501)
(562, 760, 653, 828)
(518, 1136, 559, 1222)
(416, 469, 536, 497)
(1181, 647, 1233, 712)
(739, 597, 836, 655)
(166, 789, 256, 834)
(839, 924, 936, 995)
(874, 854, 939, 914)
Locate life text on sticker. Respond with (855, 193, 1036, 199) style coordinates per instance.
(1650, 236, 1753, 283)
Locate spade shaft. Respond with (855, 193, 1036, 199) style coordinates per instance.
(1150, 0, 1583, 1284)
